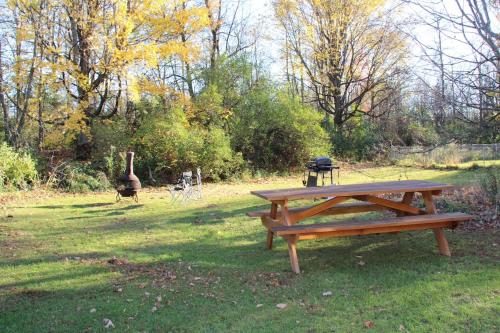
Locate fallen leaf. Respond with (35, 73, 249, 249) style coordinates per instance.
(103, 318, 114, 328)
(256, 304, 263, 308)
(399, 324, 405, 331)
(322, 291, 333, 297)
(144, 292, 150, 297)
(151, 306, 157, 313)
(156, 295, 162, 302)
(90, 308, 96, 313)
(363, 320, 374, 328)
(276, 303, 287, 309)
(358, 261, 366, 266)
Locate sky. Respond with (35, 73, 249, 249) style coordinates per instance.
(239, 0, 500, 82)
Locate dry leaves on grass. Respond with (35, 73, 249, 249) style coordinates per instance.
(363, 320, 374, 329)
(103, 318, 114, 328)
(106, 257, 177, 287)
(441, 188, 499, 230)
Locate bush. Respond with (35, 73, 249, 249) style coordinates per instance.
(231, 85, 331, 172)
(90, 118, 131, 181)
(53, 162, 111, 193)
(0, 143, 38, 190)
(331, 116, 384, 161)
(133, 107, 243, 181)
(479, 166, 499, 209)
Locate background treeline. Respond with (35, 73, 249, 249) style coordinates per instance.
(0, 0, 498, 191)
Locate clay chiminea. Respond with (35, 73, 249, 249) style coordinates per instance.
(116, 152, 141, 202)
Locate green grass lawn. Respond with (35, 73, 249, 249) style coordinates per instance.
(1, 166, 499, 332)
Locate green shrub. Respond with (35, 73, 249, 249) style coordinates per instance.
(133, 107, 243, 181)
(331, 116, 384, 161)
(91, 118, 131, 179)
(0, 143, 38, 190)
(231, 85, 331, 172)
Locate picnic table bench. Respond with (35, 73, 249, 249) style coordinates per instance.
(248, 180, 472, 273)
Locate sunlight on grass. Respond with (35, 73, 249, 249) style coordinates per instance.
(1, 166, 499, 332)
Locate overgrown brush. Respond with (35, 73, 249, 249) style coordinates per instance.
(479, 166, 499, 214)
(48, 162, 111, 193)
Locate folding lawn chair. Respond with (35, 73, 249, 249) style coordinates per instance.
(168, 168, 203, 204)
(168, 171, 194, 204)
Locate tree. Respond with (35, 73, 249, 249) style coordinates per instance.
(274, 0, 408, 129)
(0, 0, 209, 148)
(405, 0, 499, 139)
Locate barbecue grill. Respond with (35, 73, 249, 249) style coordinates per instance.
(302, 156, 339, 187)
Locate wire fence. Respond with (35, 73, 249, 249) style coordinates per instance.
(388, 143, 500, 166)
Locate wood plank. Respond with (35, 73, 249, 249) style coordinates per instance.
(261, 216, 282, 230)
(422, 191, 437, 214)
(353, 195, 425, 215)
(251, 180, 454, 201)
(267, 203, 276, 249)
(272, 213, 472, 236)
(402, 192, 415, 205)
(287, 236, 300, 274)
(270, 203, 278, 219)
(246, 202, 387, 218)
(433, 227, 451, 256)
(397, 192, 415, 217)
(280, 200, 292, 226)
(289, 196, 350, 224)
(296, 220, 459, 240)
(266, 230, 274, 250)
(421, 190, 451, 256)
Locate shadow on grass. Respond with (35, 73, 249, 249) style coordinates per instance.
(2, 193, 498, 332)
(1, 228, 498, 332)
(35, 202, 115, 209)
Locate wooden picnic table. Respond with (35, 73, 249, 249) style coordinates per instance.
(248, 180, 472, 273)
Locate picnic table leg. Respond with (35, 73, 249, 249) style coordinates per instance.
(287, 236, 300, 274)
(266, 231, 274, 250)
(397, 192, 415, 217)
(278, 201, 300, 273)
(265, 203, 279, 250)
(422, 191, 451, 256)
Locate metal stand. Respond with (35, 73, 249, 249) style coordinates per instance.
(303, 167, 339, 187)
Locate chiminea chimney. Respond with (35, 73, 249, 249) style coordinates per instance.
(116, 152, 141, 202)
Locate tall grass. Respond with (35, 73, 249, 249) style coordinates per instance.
(390, 143, 500, 167)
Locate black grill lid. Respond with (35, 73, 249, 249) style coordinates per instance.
(306, 156, 333, 171)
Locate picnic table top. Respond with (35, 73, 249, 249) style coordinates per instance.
(251, 180, 454, 201)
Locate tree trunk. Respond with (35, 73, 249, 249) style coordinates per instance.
(0, 41, 11, 143)
(205, 0, 221, 71)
